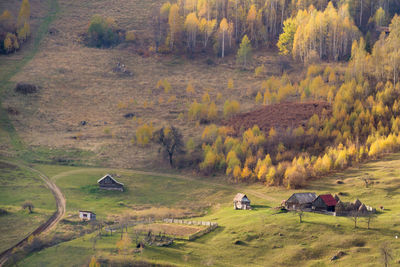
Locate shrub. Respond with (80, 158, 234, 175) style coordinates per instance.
(223, 100, 240, 118)
(0, 208, 8, 216)
(87, 15, 120, 48)
(125, 30, 135, 42)
(254, 64, 266, 77)
(15, 83, 38, 94)
(136, 123, 154, 146)
(22, 201, 34, 213)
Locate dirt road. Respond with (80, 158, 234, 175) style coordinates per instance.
(0, 161, 66, 267)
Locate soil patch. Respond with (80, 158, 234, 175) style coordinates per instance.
(224, 101, 331, 134)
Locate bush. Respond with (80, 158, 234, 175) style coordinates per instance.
(125, 30, 135, 42)
(223, 100, 240, 118)
(0, 208, 8, 216)
(136, 123, 154, 146)
(87, 15, 120, 48)
(15, 83, 38, 94)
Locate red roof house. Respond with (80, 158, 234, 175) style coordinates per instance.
(312, 194, 338, 212)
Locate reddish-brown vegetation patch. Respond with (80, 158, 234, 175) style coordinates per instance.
(225, 101, 331, 134)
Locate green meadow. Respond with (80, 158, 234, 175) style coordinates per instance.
(13, 153, 400, 266)
(0, 161, 55, 253)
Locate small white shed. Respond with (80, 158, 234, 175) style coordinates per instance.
(79, 211, 96, 221)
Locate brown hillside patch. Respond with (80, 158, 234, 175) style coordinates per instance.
(3, 0, 302, 169)
(224, 101, 331, 134)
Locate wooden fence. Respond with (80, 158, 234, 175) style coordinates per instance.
(162, 219, 218, 240)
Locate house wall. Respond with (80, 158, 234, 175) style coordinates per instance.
(79, 212, 95, 221)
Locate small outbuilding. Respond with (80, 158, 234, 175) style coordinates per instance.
(285, 192, 317, 210)
(312, 194, 337, 212)
(97, 174, 124, 191)
(233, 193, 251, 210)
(79, 211, 96, 221)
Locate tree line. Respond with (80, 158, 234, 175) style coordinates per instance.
(150, 0, 400, 62)
(190, 14, 400, 188)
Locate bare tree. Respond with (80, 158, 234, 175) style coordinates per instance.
(361, 173, 371, 188)
(365, 212, 377, 229)
(350, 210, 360, 228)
(381, 242, 393, 267)
(294, 208, 305, 223)
(153, 126, 184, 167)
(22, 201, 34, 213)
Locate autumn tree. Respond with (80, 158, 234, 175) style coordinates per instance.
(219, 18, 228, 58)
(17, 0, 30, 29)
(0, 10, 15, 33)
(89, 256, 100, 267)
(168, 4, 182, 49)
(184, 12, 199, 52)
(87, 15, 119, 47)
(223, 100, 240, 118)
(199, 18, 216, 48)
(116, 232, 132, 255)
(153, 126, 184, 167)
(236, 35, 252, 68)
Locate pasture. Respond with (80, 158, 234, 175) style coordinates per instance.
(0, 161, 55, 253)
(2, 0, 299, 170)
(15, 153, 400, 266)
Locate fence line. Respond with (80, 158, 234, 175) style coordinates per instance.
(162, 218, 218, 227)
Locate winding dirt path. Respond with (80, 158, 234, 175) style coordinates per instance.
(0, 161, 66, 267)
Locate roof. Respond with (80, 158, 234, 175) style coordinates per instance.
(318, 194, 337, 206)
(97, 174, 124, 186)
(79, 210, 96, 214)
(234, 193, 250, 202)
(287, 193, 317, 204)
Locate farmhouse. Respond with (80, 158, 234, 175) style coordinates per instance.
(312, 194, 337, 212)
(79, 211, 96, 221)
(97, 174, 124, 191)
(233, 193, 251, 210)
(285, 192, 317, 210)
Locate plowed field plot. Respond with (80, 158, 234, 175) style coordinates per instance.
(225, 101, 331, 134)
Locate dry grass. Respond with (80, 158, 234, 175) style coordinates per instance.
(4, 0, 301, 168)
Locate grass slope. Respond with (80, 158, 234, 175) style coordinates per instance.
(0, 161, 55, 253)
(18, 153, 400, 266)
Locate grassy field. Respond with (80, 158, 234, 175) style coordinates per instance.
(12, 153, 400, 266)
(33, 164, 235, 219)
(0, 161, 55, 253)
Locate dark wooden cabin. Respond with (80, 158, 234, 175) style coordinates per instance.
(312, 194, 337, 212)
(285, 192, 317, 210)
(97, 174, 124, 191)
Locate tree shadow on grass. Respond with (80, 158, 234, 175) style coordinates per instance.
(251, 204, 270, 210)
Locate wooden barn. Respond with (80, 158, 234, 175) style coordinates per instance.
(312, 194, 338, 212)
(79, 211, 96, 221)
(285, 192, 317, 210)
(233, 193, 251, 210)
(97, 174, 124, 191)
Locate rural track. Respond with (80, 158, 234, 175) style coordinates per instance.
(0, 161, 66, 267)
